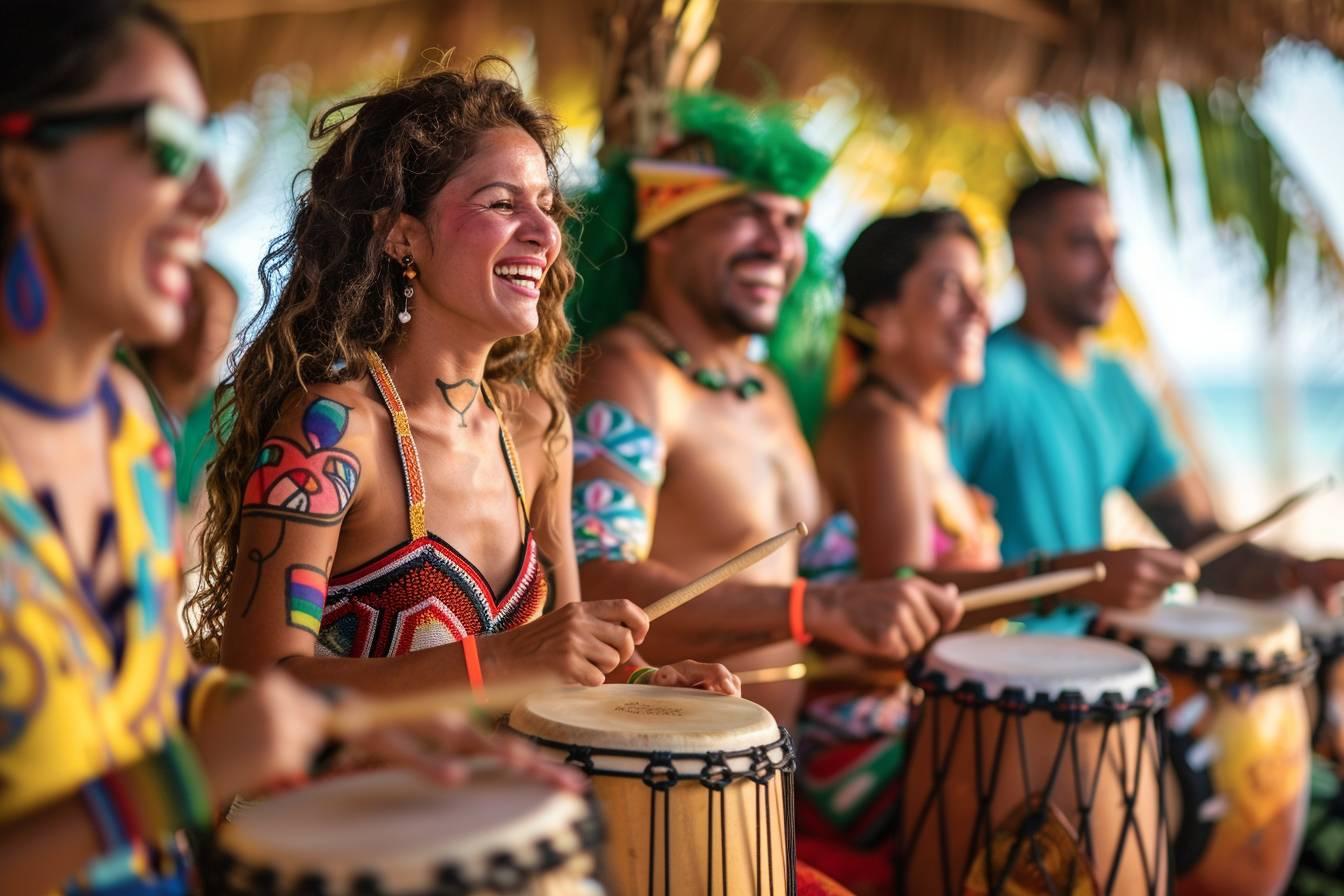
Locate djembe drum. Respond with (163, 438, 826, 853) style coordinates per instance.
(206, 766, 604, 895)
(896, 632, 1171, 896)
(508, 684, 795, 896)
(1092, 597, 1316, 896)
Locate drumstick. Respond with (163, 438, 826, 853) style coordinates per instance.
(959, 562, 1107, 613)
(1188, 477, 1335, 567)
(737, 662, 811, 685)
(326, 675, 558, 740)
(736, 657, 906, 686)
(644, 522, 809, 622)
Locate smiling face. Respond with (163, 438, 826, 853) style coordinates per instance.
(391, 126, 562, 344)
(866, 233, 990, 385)
(649, 192, 808, 336)
(1, 21, 225, 346)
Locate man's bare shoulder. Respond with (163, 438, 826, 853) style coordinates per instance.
(573, 324, 684, 418)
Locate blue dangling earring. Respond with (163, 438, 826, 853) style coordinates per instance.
(2, 217, 53, 336)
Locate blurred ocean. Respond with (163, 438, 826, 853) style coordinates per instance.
(1180, 379, 1344, 554)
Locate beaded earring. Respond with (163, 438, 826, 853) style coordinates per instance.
(398, 254, 417, 324)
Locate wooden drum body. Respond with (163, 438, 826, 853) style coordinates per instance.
(509, 684, 795, 896)
(1093, 597, 1316, 896)
(207, 767, 604, 895)
(897, 633, 1171, 896)
(1277, 593, 1344, 762)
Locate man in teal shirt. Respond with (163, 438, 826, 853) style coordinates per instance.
(948, 178, 1344, 628)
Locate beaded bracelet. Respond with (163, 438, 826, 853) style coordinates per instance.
(627, 666, 659, 685)
(82, 734, 212, 857)
(181, 666, 250, 733)
(788, 578, 812, 645)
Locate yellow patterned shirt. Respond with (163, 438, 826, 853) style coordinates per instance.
(0, 383, 210, 893)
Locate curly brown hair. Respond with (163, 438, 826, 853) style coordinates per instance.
(188, 59, 575, 660)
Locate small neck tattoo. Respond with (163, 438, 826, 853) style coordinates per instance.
(435, 377, 480, 427)
(626, 312, 765, 401)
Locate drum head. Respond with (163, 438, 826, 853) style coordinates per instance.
(216, 767, 594, 893)
(921, 632, 1157, 703)
(509, 684, 779, 754)
(1097, 595, 1303, 668)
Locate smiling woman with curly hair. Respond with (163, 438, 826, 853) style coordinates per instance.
(190, 59, 736, 698)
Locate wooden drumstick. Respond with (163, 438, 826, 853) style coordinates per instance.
(644, 522, 809, 622)
(1188, 477, 1335, 567)
(737, 657, 905, 686)
(737, 662, 811, 685)
(959, 562, 1107, 613)
(325, 675, 558, 740)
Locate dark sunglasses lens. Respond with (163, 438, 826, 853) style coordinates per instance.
(151, 138, 196, 178)
(145, 103, 209, 181)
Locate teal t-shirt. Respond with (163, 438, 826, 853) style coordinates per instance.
(947, 325, 1182, 633)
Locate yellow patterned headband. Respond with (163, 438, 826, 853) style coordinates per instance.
(629, 158, 749, 241)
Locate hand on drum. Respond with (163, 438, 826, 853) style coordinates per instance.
(1071, 547, 1199, 611)
(647, 660, 741, 696)
(192, 670, 583, 802)
(808, 576, 962, 660)
(478, 599, 649, 687)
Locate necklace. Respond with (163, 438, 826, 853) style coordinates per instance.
(0, 369, 106, 420)
(626, 312, 765, 400)
(860, 373, 944, 431)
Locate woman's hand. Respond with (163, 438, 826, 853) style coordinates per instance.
(477, 600, 650, 687)
(648, 660, 741, 696)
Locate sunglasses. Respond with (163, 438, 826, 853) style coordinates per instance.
(0, 100, 216, 181)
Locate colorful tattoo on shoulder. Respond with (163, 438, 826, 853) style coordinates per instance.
(573, 400, 666, 486)
(243, 397, 361, 525)
(285, 563, 327, 636)
(572, 478, 651, 565)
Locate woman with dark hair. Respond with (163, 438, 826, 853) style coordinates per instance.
(0, 6, 571, 894)
(191, 62, 735, 696)
(808, 210, 1001, 577)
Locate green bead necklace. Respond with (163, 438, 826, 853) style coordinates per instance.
(627, 312, 766, 400)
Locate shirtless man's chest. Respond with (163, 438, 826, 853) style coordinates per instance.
(650, 376, 826, 719)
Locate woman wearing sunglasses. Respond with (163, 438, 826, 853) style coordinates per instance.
(0, 5, 572, 895)
(187, 60, 737, 699)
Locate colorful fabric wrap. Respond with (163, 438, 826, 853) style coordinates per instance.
(567, 91, 841, 439)
(81, 733, 213, 857)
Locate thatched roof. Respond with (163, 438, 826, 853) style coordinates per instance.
(714, 0, 1344, 112)
(168, 0, 1344, 114)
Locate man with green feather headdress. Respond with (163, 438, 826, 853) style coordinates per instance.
(567, 90, 963, 731)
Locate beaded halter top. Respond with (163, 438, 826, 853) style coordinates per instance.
(315, 353, 547, 658)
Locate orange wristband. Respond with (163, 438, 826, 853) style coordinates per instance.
(789, 578, 812, 645)
(462, 635, 485, 700)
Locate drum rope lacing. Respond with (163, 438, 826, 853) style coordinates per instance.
(1090, 624, 1322, 876)
(201, 792, 606, 896)
(527, 727, 797, 896)
(895, 669, 1173, 896)
(1089, 623, 1320, 691)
